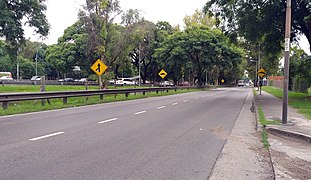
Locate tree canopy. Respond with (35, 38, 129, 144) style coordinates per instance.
(0, 0, 50, 56)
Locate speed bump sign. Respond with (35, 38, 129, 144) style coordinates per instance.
(158, 69, 167, 79)
(258, 68, 266, 78)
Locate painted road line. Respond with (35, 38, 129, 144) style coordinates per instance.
(29, 132, 64, 141)
(183, 100, 189, 102)
(156, 106, 166, 109)
(98, 118, 117, 124)
(195, 97, 199, 100)
(135, 111, 146, 115)
(172, 103, 178, 106)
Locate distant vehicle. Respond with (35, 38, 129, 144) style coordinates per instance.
(64, 78, 74, 82)
(237, 80, 245, 87)
(116, 78, 136, 85)
(78, 78, 87, 82)
(30, 76, 41, 81)
(160, 81, 174, 87)
(0, 72, 13, 81)
(179, 81, 190, 86)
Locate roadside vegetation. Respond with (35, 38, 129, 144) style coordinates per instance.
(0, 85, 201, 116)
(262, 86, 311, 120)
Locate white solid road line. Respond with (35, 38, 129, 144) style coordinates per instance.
(183, 100, 189, 102)
(29, 132, 64, 141)
(135, 111, 146, 115)
(172, 103, 178, 106)
(98, 118, 118, 124)
(156, 106, 166, 109)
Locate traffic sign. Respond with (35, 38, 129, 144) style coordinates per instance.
(158, 69, 167, 79)
(258, 68, 266, 78)
(91, 59, 108, 76)
(221, 79, 225, 83)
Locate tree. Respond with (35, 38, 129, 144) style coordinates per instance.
(155, 25, 243, 86)
(204, 0, 311, 53)
(0, 0, 50, 56)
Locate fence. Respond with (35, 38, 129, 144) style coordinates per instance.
(0, 87, 196, 109)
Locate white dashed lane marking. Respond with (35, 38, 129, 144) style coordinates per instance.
(135, 111, 146, 115)
(29, 132, 64, 141)
(172, 103, 178, 106)
(156, 106, 166, 109)
(98, 118, 118, 124)
(183, 100, 189, 102)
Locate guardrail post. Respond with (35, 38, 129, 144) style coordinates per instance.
(63, 97, 67, 104)
(143, 91, 145, 95)
(100, 94, 103, 100)
(156, 90, 158, 94)
(166, 89, 169, 93)
(2, 101, 8, 109)
(125, 93, 129, 97)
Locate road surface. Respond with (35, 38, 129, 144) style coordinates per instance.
(0, 87, 250, 179)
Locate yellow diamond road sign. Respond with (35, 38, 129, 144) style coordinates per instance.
(221, 79, 225, 83)
(91, 59, 108, 76)
(158, 69, 167, 79)
(258, 68, 266, 78)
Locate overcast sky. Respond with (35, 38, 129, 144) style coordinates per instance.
(25, 0, 207, 45)
(24, 0, 310, 54)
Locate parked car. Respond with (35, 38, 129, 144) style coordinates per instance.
(159, 81, 174, 87)
(116, 78, 136, 85)
(237, 80, 245, 87)
(30, 76, 41, 81)
(179, 81, 190, 86)
(78, 78, 87, 82)
(64, 78, 74, 82)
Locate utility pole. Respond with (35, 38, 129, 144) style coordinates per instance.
(282, 0, 292, 124)
(138, 43, 141, 86)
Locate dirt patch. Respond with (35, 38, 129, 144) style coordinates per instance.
(271, 149, 311, 179)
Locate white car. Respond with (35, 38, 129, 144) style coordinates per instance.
(116, 78, 136, 85)
(0, 76, 13, 81)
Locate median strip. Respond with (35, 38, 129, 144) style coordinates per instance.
(135, 111, 146, 115)
(98, 118, 118, 124)
(29, 132, 64, 141)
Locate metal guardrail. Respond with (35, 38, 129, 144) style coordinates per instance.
(0, 87, 194, 109)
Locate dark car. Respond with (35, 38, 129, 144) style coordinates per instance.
(64, 78, 74, 82)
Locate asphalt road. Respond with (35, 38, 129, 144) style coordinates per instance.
(0, 87, 250, 180)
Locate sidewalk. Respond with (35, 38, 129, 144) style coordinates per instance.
(255, 90, 311, 179)
(210, 89, 273, 180)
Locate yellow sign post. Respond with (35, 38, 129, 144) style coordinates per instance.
(158, 69, 167, 79)
(91, 59, 108, 76)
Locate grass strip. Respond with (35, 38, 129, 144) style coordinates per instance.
(0, 88, 201, 116)
(262, 86, 311, 120)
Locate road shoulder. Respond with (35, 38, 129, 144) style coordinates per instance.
(209, 89, 274, 180)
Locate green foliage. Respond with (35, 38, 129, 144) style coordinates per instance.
(204, 0, 311, 74)
(155, 25, 244, 86)
(0, 0, 50, 56)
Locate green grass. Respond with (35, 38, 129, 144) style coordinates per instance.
(0, 87, 201, 116)
(261, 129, 270, 149)
(258, 106, 280, 125)
(262, 86, 311, 120)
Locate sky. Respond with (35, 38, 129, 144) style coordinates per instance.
(24, 0, 310, 54)
(25, 0, 208, 45)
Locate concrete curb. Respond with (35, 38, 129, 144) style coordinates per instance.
(266, 127, 311, 144)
